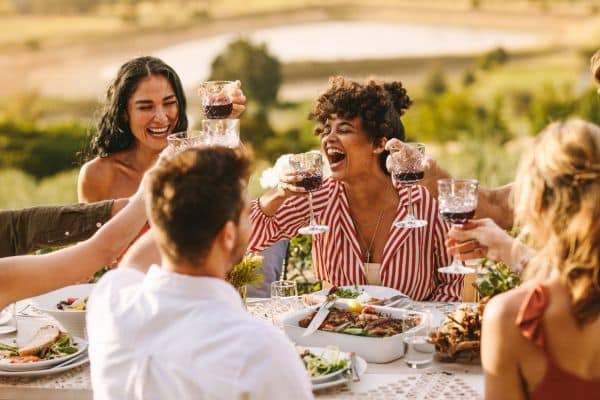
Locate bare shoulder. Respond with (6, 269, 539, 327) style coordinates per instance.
(482, 283, 536, 370)
(484, 284, 531, 324)
(78, 157, 117, 203)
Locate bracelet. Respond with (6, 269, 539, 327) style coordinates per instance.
(514, 245, 534, 274)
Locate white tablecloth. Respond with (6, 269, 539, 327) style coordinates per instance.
(0, 300, 483, 400)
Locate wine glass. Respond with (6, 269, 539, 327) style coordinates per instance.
(167, 130, 211, 153)
(288, 152, 329, 235)
(199, 81, 234, 119)
(202, 118, 240, 148)
(389, 143, 428, 228)
(437, 178, 479, 274)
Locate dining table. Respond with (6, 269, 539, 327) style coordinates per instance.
(0, 299, 484, 400)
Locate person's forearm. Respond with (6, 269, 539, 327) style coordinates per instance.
(111, 198, 129, 217)
(0, 192, 148, 309)
(258, 188, 287, 217)
(476, 184, 513, 229)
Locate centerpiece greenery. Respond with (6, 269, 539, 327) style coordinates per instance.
(228, 253, 264, 303)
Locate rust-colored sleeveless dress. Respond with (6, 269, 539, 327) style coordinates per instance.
(515, 284, 600, 399)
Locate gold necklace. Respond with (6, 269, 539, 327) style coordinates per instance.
(345, 189, 392, 264)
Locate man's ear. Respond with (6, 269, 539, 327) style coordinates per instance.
(373, 137, 387, 154)
(219, 220, 237, 252)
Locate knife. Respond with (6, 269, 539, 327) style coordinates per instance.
(302, 287, 337, 337)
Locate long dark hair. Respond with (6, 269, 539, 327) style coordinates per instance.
(310, 76, 412, 174)
(87, 56, 188, 159)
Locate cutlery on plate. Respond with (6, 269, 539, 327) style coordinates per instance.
(349, 352, 360, 382)
(383, 294, 412, 308)
(49, 352, 88, 369)
(302, 287, 337, 337)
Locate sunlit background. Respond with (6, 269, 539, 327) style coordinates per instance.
(1, 0, 599, 208)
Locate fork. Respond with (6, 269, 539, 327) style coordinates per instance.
(349, 352, 360, 382)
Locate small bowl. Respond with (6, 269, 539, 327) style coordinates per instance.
(31, 284, 94, 338)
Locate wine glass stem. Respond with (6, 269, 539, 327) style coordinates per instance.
(406, 184, 414, 219)
(307, 191, 316, 226)
(451, 223, 463, 268)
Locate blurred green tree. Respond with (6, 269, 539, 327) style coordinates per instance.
(209, 38, 282, 111)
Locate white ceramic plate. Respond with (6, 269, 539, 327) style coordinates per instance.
(310, 285, 408, 307)
(0, 355, 89, 377)
(312, 352, 367, 391)
(303, 346, 351, 384)
(0, 308, 13, 325)
(0, 337, 87, 372)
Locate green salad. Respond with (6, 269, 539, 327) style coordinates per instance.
(300, 346, 349, 378)
(333, 286, 361, 299)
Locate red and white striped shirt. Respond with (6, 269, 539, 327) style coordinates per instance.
(249, 178, 463, 301)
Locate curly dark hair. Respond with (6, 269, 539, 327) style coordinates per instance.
(87, 56, 188, 159)
(310, 76, 412, 174)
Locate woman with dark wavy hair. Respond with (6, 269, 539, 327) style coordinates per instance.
(78, 56, 245, 202)
(249, 76, 463, 301)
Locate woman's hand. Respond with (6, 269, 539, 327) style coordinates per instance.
(446, 218, 514, 264)
(384, 138, 445, 196)
(229, 80, 246, 118)
(276, 171, 309, 199)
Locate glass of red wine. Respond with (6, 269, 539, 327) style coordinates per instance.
(199, 81, 234, 119)
(389, 142, 428, 229)
(437, 178, 479, 274)
(288, 151, 329, 235)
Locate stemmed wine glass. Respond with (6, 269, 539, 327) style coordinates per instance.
(167, 130, 211, 153)
(288, 151, 329, 235)
(389, 143, 428, 229)
(437, 178, 479, 274)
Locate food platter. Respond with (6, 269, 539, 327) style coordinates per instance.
(283, 303, 426, 363)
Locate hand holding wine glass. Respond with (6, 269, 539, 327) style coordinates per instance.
(388, 142, 428, 229)
(437, 178, 479, 274)
(287, 151, 329, 235)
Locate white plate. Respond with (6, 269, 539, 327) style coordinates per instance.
(0, 355, 89, 377)
(303, 346, 351, 384)
(0, 325, 16, 335)
(310, 285, 408, 307)
(0, 308, 13, 325)
(0, 337, 87, 371)
(312, 352, 367, 391)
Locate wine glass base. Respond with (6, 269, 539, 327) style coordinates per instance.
(438, 265, 476, 275)
(298, 224, 329, 235)
(394, 219, 428, 229)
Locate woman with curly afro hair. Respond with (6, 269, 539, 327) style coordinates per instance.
(249, 76, 463, 301)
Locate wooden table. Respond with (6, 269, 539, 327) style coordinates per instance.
(0, 300, 483, 400)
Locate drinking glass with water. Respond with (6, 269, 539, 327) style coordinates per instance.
(402, 310, 435, 369)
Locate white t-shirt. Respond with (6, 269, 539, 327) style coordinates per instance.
(87, 265, 313, 400)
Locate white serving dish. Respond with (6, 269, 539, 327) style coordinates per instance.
(283, 303, 426, 363)
(31, 284, 94, 338)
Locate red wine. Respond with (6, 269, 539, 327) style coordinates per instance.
(297, 174, 323, 191)
(204, 103, 233, 119)
(393, 171, 425, 183)
(441, 210, 475, 224)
